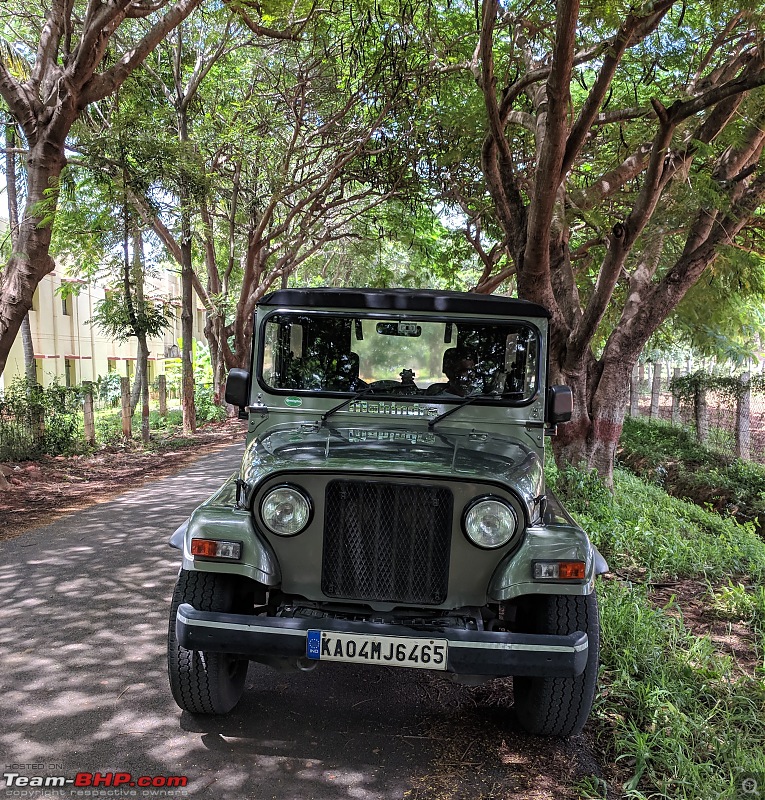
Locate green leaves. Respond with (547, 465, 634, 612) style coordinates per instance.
(89, 289, 173, 342)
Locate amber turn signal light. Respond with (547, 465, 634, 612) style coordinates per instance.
(533, 560, 586, 580)
(190, 538, 242, 560)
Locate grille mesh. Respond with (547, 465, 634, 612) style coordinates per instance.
(322, 480, 453, 604)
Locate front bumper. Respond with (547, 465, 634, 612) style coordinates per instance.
(176, 604, 589, 678)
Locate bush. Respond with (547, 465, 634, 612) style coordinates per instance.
(194, 384, 226, 423)
(0, 378, 84, 460)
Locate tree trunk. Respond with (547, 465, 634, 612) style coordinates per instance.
(19, 315, 36, 383)
(137, 332, 150, 444)
(551, 354, 632, 487)
(130, 362, 143, 417)
(180, 233, 196, 433)
(178, 107, 196, 434)
(205, 315, 228, 406)
(0, 140, 66, 376)
(5, 122, 37, 385)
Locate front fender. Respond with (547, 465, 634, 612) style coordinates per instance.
(488, 524, 606, 600)
(175, 474, 281, 586)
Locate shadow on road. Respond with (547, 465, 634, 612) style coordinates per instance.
(0, 443, 602, 799)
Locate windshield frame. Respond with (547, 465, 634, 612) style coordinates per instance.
(255, 308, 544, 407)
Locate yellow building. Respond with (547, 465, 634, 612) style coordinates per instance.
(1, 268, 207, 392)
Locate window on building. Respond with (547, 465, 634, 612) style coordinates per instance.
(107, 358, 117, 373)
(35, 359, 44, 385)
(61, 295, 72, 316)
(64, 358, 75, 388)
(126, 360, 134, 381)
(147, 360, 156, 384)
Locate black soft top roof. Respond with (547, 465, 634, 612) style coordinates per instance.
(260, 288, 551, 318)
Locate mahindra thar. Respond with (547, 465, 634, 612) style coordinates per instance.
(167, 288, 607, 737)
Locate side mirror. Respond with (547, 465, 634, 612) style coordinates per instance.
(546, 385, 573, 424)
(225, 369, 251, 410)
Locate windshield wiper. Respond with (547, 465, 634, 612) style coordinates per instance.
(321, 386, 374, 426)
(428, 391, 524, 430)
(427, 394, 481, 430)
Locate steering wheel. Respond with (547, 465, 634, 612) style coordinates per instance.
(368, 380, 403, 394)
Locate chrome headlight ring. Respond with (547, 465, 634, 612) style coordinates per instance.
(462, 495, 519, 549)
(260, 484, 313, 536)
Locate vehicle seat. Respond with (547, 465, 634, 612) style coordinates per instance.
(424, 348, 460, 395)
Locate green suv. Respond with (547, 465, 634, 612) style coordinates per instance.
(167, 288, 607, 737)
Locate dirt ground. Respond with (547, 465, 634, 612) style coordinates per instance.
(647, 577, 762, 677)
(0, 417, 247, 540)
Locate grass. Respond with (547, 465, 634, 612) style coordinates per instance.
(549, 464, 765, 799)
(618, 417, 765, 531)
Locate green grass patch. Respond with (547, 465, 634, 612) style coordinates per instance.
(549, 464, 765, 798)
(552, 464, 765, 582)
(618, 417, 765, 530)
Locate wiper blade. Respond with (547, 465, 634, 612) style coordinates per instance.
(427, 391, 524, 430)
(427, 394, 480, 430)
(321, 385, 373, 426)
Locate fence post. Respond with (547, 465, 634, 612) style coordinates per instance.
(629, 365, 639, 417)
(650, 362, 662, 419)
(695, 385, 708, 444)
(121, 376, 132, 440)
(158, 374, 167, 418)
(671, 367, 681, 425)
(735, 372, 751, 461)
(82, 381, 96, 446)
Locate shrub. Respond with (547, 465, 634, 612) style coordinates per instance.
(194, 384, 226, 423)
(0, 378, 84, 460)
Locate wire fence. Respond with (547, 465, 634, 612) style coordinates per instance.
(631, 363, 765, 464)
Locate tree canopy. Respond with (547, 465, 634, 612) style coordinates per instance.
(3, 0, 765, 479)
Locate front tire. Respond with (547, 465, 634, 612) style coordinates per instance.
(167, 569, 249, 714)
(513, 592, 599, 737)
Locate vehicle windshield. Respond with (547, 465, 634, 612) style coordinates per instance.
(260, 313, 540, 402)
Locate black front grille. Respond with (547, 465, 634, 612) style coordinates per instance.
(322, 480, 453, 604)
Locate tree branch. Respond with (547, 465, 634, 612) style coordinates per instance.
(520, 0, 580, 310)
(0, 64, 37, 141)
(80, 0, 203, 106)
(561, 0, 674, 178)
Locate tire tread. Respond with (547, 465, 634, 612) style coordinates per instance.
(167, 570, 247, 715)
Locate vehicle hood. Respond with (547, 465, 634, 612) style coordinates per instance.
(241, 423, 544, 513)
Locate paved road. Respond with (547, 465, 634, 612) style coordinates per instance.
(0, 443, 597, 800)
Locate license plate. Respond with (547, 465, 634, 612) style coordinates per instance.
(306, 630, 448, 671)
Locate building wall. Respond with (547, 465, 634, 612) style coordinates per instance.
(1, 270, 207, 392)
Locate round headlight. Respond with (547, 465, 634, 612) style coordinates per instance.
(463, 497, 518, 549)
(261, 486, 311, 536)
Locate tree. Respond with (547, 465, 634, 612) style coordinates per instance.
(0, 0, 203, 378)
(130, 10, 422, 396)
(88, 230, 172, 444)
(473, 0, 765, 482)
(50, 159, 172, 439)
